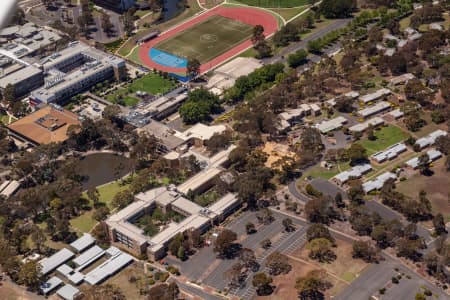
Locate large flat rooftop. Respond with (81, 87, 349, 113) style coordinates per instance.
(8, 105, 81, 145)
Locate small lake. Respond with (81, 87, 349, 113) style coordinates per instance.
(75, 153, 135, 190)
(163, 0, 184, 21)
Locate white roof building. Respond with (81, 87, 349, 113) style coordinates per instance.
(40, 276, 63, 295)
(386, 108, 404, 119)
(349, 117, 384, 133)
(405, 149, 443, 169)
(70, 233, 95, 252)
(415, 130, 448, 149)
(371, 143, 407, 163)
(315, 116, 347, 133)
(358, 101, 391, 118)
(363, 172, 397, 193)
(39, 248, 74, 275)
(56, 284, 80, 300)
(175, 123, 226, 142)
(0, 180, 20, 198)
(333, 164, 372, 184)
(389, 73, 415, 85)
(72, 245, 105, 271)
(359, 88, 391, 104)
(84, 251, 134, 285)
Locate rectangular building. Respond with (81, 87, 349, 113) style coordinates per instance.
(0, 65, 44, 98)
(405, 149, 443, 169)
(358, 101, 391, 118)
(349, 117, 384, 133)
(31, 42, 125, 104)
(371, 143, 407, 163)
(315, 116, 347, 134)
(362, 172, 397, 193)
(332, 164, 372, 185)
(415, 129, 448, 149)
(359, 88, 391, 104)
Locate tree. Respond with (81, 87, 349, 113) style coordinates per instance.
(307, 238, 336, 263)
(214, 229, 238, 258)
(17, 261, 42, 290)
(254, 40, 272, 58)
(287, 49, 308, 68)
(432, 213, 447, 235)
(256, 208, 274, 225)
(246, 222, 256, 234)
(252, 272, 273, 296)
(307, 224, 335, 244)
(251, 25, 265, 45)
(295, 270, 332, 300)
(282, 218, 295, 232)
(335, 97, 354, 113)
(93, 206, 110, 221)
(179, 88, 221, 124)
(3, 84, 16, 103)
(87, 187, 100, 207)
(101, 13, 114, 36)
(30, 226, 46, 253)
(205, 131, 232, 154)
(92, 222, 111, 247)
(415, 293, 426, 300)
(266, 251, 291, 275)
(111, 189, 134, 209)
(240, 248, 259, 271)
(225, 262, 246, 288)
(147, 282, 179, 300)
(352, 240, 379, 262)
(261, 238, 272, 249)
(305, 197, 335, 224)
(418, 153, 431, 175)
(319, 0, 356, 18)
(187, 58, 201, 79)
(347, 143, 368, 165)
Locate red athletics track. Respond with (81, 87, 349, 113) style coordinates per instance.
(138, 6, 279, 74)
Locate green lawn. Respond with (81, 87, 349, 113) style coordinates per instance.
(71, 179, 131, 233)
(269, 6, 308, 21)
(70, 211, 97, 233)
(154, 15, 253, 63)
(106, 73, 176, 106)
(357, 125, 408, 155)
(236, 0, 309, 7)
(300, 161, 351, 181)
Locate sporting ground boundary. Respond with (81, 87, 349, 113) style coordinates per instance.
(138, 6, 279, 77)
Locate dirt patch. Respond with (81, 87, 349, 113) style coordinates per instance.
(0, 278, 45, 300)
(262, 142, 296, 169)
(397, 159, 450, 220)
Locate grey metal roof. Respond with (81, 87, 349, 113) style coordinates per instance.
(70, 233, 95, 252)
(39, 248, 74, 275)
(56, 284, 80, 300)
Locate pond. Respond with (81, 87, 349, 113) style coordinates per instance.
(163, 0, 185, 21)
(75, 153, 135, 190)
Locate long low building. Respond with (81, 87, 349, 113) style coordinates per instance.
(415, 129, 447, 149)
(371, 143, 407, 163)
(349, 117, 384, 133)
(358, 101, 391, 118)
(363, 172, 397, 193)
(359, 88, 391, 104)
(39, 248, 74, 275)
(315, 116, 347, 134)
(332, 164, 372, 185)
(405, 149, 443, 169)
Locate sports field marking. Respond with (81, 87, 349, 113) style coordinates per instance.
(153, 15, 254, 63)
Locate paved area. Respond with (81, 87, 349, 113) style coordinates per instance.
(310, 178, 346, 199)
(263, 19, 352, 65)
(334, 257, 448, 300)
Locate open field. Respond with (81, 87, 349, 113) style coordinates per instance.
(357, 125, 408, 155)
(396, 159, 450, 221)
(236, 0, 309, 7)
(300, 161, 351, 181)
(154, 15, 253, 63)
(103, 262, 149, 300)
(118, 0, 203, 57)
(106, 73, 176, 106)
(269, 5, 308, 21)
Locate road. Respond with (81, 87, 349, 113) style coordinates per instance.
(263, 18, 352, 65)
(287, 180, 310, 203)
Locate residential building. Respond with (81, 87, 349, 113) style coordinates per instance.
(349, 117, 384, 133)
(358, 101, 391, 118)
(315, 116, 347, 134)
(371, 143, 407, 163)
(362, 172, 397, 193)
(389, 73, 415, 86)
(359, 88, 391, 104)
(405, 149, 443, 169)
(332, 164, 372, 185)
(415, 129, 448, 149)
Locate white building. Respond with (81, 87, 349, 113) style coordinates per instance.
(359, 88, 391, 104)
(363, 172, 397, 193)
(371, 143, 407, 163)
(333, 164, 372, 185)
(415, 130, 448, 149)
(315, 116, 347, 134)
(358, 101, 391, 118)
(405, 149, 443, 169)
(349, 117, 384, 133)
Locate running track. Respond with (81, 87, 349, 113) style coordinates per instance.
(138, 6, 279, 74)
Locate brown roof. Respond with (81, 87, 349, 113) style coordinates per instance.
(8, 106, 81, 145)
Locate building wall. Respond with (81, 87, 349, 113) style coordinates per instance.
(93, 0, 136, 12)
(13, 71, 44, 98)
(109, 227, 147, 256)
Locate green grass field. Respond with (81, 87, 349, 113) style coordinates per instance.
(154, 15, 253, 63)
(236, 0, 309, 7)
(357, 125, 408, 155)
(106, 73, 176, 106)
